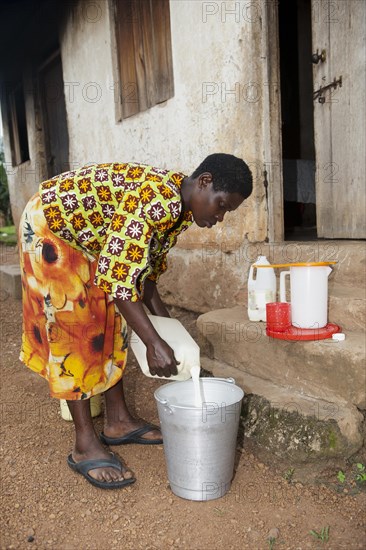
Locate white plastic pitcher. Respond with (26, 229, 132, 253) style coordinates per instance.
(130, 315, 200, 381)
(280, 264, 333, 328)
(247, 255, 276, 321)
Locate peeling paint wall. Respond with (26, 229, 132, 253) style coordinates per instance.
(5, 0, 273, 311)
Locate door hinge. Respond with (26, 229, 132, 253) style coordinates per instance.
(263, 168, 268, 201)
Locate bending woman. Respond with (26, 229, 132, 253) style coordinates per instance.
(19, 153, 253, 489)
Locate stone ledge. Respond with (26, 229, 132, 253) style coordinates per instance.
(197, 306, 366, 408)
(0, 264, 21, 300)
(329, 282, 366, 331)
(201, 356, 364, 462)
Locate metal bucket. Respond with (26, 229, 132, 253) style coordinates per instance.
(154, 377, 244, 501)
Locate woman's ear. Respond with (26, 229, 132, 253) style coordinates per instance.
(198, 172, 213, 189)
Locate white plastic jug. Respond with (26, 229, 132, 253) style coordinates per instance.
(248, 256, 276, 321)
(280, 263, 333, 328)
(130, 315, 200, 381)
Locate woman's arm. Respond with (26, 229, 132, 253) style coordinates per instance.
(142, 278, 170, 318)
(114, 297, 178, 377)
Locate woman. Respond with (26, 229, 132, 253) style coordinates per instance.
(19, 153, 253, 489)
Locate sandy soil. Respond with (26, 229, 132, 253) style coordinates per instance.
(1, 244, 365, 550)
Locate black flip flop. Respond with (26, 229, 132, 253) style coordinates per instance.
(67, 453, 136, 490)
(100, 424, 163, 446)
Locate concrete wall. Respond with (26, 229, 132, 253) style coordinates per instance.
(4, 0, 273, 311)
(60, 1, 268, 230)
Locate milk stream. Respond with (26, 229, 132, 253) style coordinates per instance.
(190, 366, 202, 407)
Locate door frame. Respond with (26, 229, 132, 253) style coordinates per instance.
(263, 2, 284, 243)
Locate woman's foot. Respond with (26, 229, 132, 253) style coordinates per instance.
(67, 398, 134, 484)
(71, 439, 135, 483)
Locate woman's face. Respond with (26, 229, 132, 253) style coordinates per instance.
(190, 176, 244, 228)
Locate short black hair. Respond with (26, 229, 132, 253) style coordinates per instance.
(191, 153, 253, 199)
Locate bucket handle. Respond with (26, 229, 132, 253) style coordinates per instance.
(212, 377, 236, 384)
(156, 397, 174, 415)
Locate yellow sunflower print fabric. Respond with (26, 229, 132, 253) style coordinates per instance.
(19, 163, 193, 400)
(19, 194, 128, 400)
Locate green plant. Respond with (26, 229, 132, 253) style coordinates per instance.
(337, 470, 346, 483)
(268, 536, 276, 549)
(309, 526, 330, 544)
(0, 225, 17, 245)
(283, 467, 295, 483)
(355, 463, 366, 483)
(337, 462, 366, 486)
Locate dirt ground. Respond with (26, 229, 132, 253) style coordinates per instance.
(1, 244, 365, 550)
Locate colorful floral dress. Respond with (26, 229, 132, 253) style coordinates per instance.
(19, 163, 193, 400)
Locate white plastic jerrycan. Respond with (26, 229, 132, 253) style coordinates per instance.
(130, 315, 200, 381)
(248, 256, 276, 321)
(59, 394, 102, 421)
(280, 262, 333, 329)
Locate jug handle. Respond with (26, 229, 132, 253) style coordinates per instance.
(248, 265, 255, 282)
(280, 270, 291, 302)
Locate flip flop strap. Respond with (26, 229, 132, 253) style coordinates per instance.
(77, 456, 122, 476)
(123, 424, 160, 439)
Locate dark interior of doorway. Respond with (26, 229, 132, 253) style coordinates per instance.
(279, 0, 317, 241)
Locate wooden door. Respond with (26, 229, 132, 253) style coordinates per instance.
(312, 0, 365, 238)
(39, 53, 69, 177)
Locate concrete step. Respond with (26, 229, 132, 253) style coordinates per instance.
(0, 264, 21, 300)
(200, 356, 363, 462)
(328, 282, 366, 331)
(162, 240, 365, 315)
(197, 306, 365, 407)
(239, 243, 365, 331)
(240, 281, 365, 332)
(197, 306, 365, 460)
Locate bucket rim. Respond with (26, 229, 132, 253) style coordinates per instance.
(154, 377, 244, 410)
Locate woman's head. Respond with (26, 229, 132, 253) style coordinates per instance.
(191, 153, 253, 199)
(184, 153, 253, 228)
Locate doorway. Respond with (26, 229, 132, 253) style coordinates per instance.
(39, 52, 69, 178)
(279, 0, 317, 241)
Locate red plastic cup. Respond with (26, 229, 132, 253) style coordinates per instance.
(266, 302, 292, 332)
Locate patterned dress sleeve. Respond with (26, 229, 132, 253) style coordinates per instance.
(93, 180, 182, 301)
(146, 230, 178, 284)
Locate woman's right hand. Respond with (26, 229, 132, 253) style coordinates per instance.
(146, 337, 179, 378)
(114, 297, 179, 377)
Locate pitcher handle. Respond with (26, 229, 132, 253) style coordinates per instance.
(280, 270, 291, 302)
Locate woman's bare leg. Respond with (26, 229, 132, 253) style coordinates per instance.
(103, 379, 161, 441)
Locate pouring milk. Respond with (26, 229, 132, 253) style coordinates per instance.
(190, 366, 203, 407)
